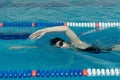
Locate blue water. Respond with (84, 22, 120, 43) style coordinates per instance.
(0, 0, 120, 80)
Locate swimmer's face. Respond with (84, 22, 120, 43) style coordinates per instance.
(55, 41, 69, 48)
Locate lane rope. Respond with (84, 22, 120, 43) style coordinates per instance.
(0, 22, 120, 28)
(0, 68, 119, 79)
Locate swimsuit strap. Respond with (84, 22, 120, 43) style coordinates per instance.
(79, 45, 112, 54)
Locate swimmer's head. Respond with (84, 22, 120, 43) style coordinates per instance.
(50, 37, 69, 48)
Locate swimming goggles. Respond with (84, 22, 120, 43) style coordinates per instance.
(58, 41, 63, 47)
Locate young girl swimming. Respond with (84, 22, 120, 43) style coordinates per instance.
(9, 26, 120, 54)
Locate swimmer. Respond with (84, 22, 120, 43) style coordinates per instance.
(29, 26, 120, 54)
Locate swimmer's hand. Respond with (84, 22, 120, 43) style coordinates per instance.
(29, 29, 46, 39)
(9, 46, 38, 50)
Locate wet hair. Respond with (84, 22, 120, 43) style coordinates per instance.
(50, 37, 65, 46)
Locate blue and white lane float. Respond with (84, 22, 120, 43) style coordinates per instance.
(0, 68, 119, 79)
(0, 22, 120, 28)
(0, 22, 64, 27)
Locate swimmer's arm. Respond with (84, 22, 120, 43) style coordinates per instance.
(29, 26, 83, 44)
(9, 46, 38, 50)
(45, 26, 83, 44)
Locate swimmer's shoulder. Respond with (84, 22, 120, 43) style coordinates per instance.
(70, 42, 91, 49)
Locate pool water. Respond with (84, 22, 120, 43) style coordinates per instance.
(0, 0, 120, 80)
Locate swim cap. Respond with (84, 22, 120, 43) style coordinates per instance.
(50, 37, 65, 46)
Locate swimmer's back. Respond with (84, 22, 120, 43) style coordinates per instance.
(71, 42, 112, 54)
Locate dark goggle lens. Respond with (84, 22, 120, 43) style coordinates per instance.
(59, 41, 63, 47)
